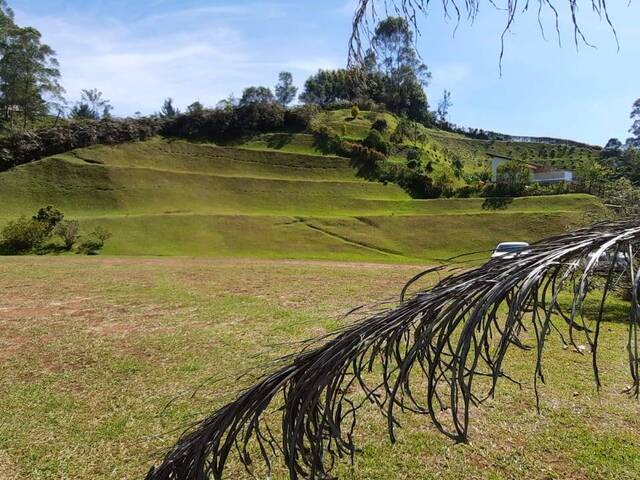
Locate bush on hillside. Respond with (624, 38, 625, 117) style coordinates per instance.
(162, 103, 286, 141)
(351, 105, 360, 119)
(76, 238, 104, 255)
(76, 227, 112, 255)
(33, 205, 64, 234)
(0, 118, 162, 172)
(54, 220, 80, 250)
(362, 129, 390, 155)
(283, 105, 320, 132)
(0, 216, 50, 254)
(371, 118, 388, 133)
(0, 207, 111, 255)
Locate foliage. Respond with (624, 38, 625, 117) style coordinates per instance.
(496, 160, 531, 195)
(351, 104, 360, 119)
(371, 118, 388, 132)
(299, 69, 365, 107)
(363, 17, 430, 121)
(92, 226, 112, 243)
(283, 104, 319, 132)
(575, 159, 609, 195)
(392, 117, 426, 145)
(76, 227, 111, 255)
(71, 89, 112, 120)
(602, 177, 640, 217)
(160, 98, 179, 118)
(76, 237, 104, 255)
(599, 145, 640, 183)
(0, 215, 49, 253)
(405, 147, 421, 168)
(431, 163, 456, 196)
(240, 86, 276, 106)
(630, 98, 640, 147)
(186, 101, 204, 114)
(0, 6, 64, 130)
(33, 205, 63, 233)
(362, 128, 389, 154)
(0, 117, 161, 171)
(274, 71, 297, 106)
(54, 220, 80, 250)
(436, 90, 452, 122)
(0, 205, 110, 254)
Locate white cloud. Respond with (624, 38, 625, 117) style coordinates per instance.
(432, 62, 471, 85)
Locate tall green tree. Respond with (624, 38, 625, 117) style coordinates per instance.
(630, 98, 640, 147)
(0, 2, 64, 129)
(365, 17, 431, 121)
(275, 71, 297, 107)
(71, 89, 112, 120)
(436, 90, 452, 123)
(239, 86, 275, 106)
(160, 97, 178, 118)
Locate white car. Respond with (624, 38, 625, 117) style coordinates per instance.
(491, 242, 530, 259)
(584, 251, 629, 272)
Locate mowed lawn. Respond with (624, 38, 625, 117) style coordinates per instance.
(1, 257, 639, 479)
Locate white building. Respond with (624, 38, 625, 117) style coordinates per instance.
(489, 154, 574, 185)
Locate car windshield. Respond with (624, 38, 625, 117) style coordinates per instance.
(496, 244, 528, 252)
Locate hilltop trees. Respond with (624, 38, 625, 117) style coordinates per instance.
(365, 16, 430, 120)
(630, 98, 640, 147)
(437, 90, 452, 123)
(0, 1, 65, 130)
(300, 17, 430, 122)
(71, 89, 112, 120)
(299, 69, 365, 107)
(240, 86, 276, 106)
(160, 98, 179, 118)
(275, 71, 297, 107)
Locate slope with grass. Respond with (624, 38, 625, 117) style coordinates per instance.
(312, 109, 601, 174)
(0, 138, 601, 261)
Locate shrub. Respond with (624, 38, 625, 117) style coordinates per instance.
(0, 216, 50, 254)
(76, 227, 112, 255)
(371, 118, 388, 133)
(54, 220, 80, 250)
(33, 205, 64, 234)
(76, 238, 104, 255)
(283, 105, 319, 132)
(495, 160, 531, 196)
(92, 226, 112, 243)
(363, 129, 389, 155)
(351, 105, 360, 119)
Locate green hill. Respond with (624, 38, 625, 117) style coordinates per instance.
(0, 136, 602, 262)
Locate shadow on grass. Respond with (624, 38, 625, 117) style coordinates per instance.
(265, 133, 294, 150)
(482, 197, 514, 210)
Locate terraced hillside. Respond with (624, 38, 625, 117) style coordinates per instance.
(0, 138, 601, 261)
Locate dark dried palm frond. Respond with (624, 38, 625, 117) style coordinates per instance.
(146, 218, 640, 480)
(348, 1, 623, 71)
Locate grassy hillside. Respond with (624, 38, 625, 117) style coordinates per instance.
(307, 109, 600, 175)
(0, 137, 601, 261)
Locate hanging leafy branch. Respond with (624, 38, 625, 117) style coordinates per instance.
(147, 217, 640, 480)
(348, 0, 625, 71)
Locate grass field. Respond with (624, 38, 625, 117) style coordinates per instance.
(0, 139, 602, 261)
(1, 257, 639, 479)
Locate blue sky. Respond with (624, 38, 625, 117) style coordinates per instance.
(10, 0, 640, 145)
